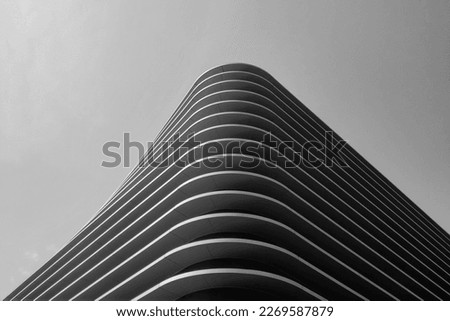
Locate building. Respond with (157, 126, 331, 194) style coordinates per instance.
(6, 63, 450, 300)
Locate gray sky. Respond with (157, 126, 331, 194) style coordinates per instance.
(1, 0, 449, 299)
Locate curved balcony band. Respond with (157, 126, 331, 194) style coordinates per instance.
(5, 63, 450, 301)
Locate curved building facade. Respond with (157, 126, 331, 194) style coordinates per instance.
(6, 63, 450, 301)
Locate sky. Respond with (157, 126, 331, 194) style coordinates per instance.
(0, 0, 449, 299)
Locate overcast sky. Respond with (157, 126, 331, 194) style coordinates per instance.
(1, 0, 449, 299)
